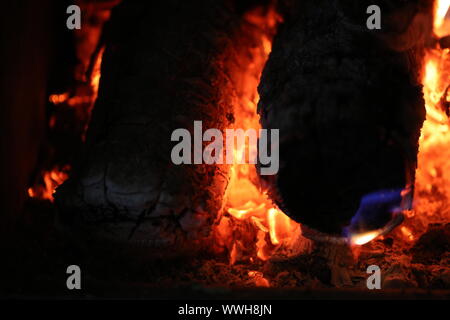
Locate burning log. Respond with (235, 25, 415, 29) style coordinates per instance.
(258, 0, 433, 236)
(54, 0, 255, 249)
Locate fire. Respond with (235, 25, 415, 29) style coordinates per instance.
(214, 8, 301, 263)
(350, 231, 382, 246)
(91, 47, 104, 97)
(400, 226, 415, 242)
(28, 47, 105, 201)
(408, 1, 450, 239)
(29, 2, 450, 260)
(434, 0, 450, 35)
(28, 1, 111, 202)
(28, 167, 69, 201)
(219, 1, 450, 256)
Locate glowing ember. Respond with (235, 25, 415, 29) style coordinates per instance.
(90, 47, 105, 103)
(350, 231, 381, 246)
(400, 226, 415, 242)
(49, 93, 69, 105)
(248, 271, 270, 287)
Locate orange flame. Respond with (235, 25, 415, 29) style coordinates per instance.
(29, 46, 105, 201)
(214, 8, 301, 264)
(407, 1, 450, 240)
(28, 167, 70, 201)
(434, 0, 450, 36)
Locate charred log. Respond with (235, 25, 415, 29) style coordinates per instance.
(55, 0, 252, 249)
(258, 0, 432, 235)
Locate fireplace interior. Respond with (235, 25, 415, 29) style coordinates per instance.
(1, 0, 450, 299)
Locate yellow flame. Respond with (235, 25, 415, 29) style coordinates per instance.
(434, 0, 450, 31)
(350, 230, 382, 246)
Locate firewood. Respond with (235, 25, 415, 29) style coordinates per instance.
(55, 0, 249, 248)
(258, 0, 432, 234)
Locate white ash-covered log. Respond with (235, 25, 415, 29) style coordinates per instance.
(54, 0, 260, 250)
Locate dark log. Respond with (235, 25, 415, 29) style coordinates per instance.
(55, 0, 260, 249)
(258, 0, 432, 235)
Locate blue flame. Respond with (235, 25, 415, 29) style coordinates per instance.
(344, 188, 405, 238)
